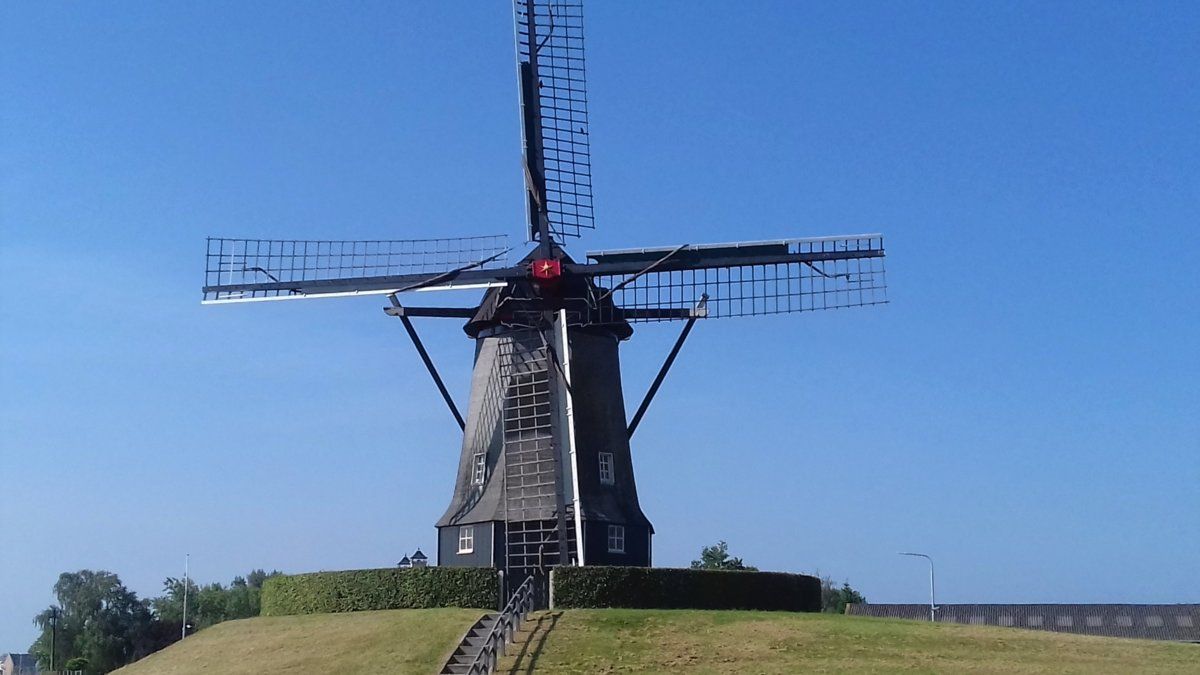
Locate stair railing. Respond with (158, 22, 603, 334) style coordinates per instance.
(467, 572, 537, 674)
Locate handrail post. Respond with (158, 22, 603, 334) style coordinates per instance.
(498, 570, 505, 611)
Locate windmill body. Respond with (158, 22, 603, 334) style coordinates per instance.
(202, 0, 887, 582)
(436, 283, 651, 570)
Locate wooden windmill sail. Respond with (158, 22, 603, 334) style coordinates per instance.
(202, 0, 887, 580)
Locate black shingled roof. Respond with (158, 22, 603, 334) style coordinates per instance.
(846, 604, 1200, 642)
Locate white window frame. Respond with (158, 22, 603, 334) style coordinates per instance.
(472, 453, 486, 485)
(598, 452, 614, 485)
(457, 525, 474, 554)
(607, 524, 625, 553)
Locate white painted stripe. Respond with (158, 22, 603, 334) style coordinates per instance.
(557, 309, 585, 567)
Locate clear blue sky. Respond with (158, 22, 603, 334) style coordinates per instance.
(2, 0, 1197, 650)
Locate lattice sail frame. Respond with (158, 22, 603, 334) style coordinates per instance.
(585, 235, 887, 321)
(203, 235, 510, 302)
(516, 0, 594, 241)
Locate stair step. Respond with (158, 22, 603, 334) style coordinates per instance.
(439, 612, 506, 674)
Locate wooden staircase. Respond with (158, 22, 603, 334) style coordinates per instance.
(440, 612, 501, 674)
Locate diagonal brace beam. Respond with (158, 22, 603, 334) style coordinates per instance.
(386, 295, 466, 431)
(384, 305, 478, 319)
(627, 295, 708, 439)
(597, 244, 688, 302)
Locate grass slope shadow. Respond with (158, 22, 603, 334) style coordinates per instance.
(497, 611, 562, 674)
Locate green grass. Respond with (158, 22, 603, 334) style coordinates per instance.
(108, 607, 1198, 674)
(112, 608, 484, 675)
(497, 609, 1199, 674)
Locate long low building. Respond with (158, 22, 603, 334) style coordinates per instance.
(845, 604, 1200, 642)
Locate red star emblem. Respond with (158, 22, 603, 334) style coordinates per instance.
(531, 258, 561, 282)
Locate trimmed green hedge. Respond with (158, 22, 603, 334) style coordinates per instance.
(551, 566, 821, 612)
(260, 567, 499, 616)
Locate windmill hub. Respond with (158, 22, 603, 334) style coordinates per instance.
(530, 257, 562, 290)
(201, 0, 887, 587)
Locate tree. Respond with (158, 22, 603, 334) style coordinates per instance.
(820, 576, 867, 613)
(151, 578, 227, 634)
(690, 541, 757, 571)
(30, 606, 68, 671)
(30, 567, 281, 673)
(29, 570, 158, 673)
(149, 569, 279, 635)
(223, 579, 259, 620)
(148, 576, 199, 628)
(245, 569, 280, 589)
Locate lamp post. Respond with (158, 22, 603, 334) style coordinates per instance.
(50, 606, 58, 671)
(182, 553, 189, 640)
(899, 552, 937, 622)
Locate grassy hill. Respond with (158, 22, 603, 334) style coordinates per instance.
(497, 609, 1197, 674)
(112, 607, 1197, 674)
(112, 608, 483, 675)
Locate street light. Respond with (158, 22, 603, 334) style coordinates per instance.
(899, 552, 938, 622)
(182, 553, 190, 640)
(50, 606, 58, 671)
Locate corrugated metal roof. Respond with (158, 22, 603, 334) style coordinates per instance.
(845, 604, 1200, 642)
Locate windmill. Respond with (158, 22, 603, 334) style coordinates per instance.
(202, 0, 886, 581)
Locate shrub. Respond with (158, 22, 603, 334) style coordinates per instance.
(260, 567, 499, 616)
(551, 566, 821, 612)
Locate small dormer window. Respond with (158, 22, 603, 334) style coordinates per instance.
(607, 524, 625, 553)
(599, 452, 614, 485)
(472, 453, 486, 485)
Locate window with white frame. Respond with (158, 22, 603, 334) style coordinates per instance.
(598, 452, 614, 484)
(458, 525, 474, 554)
(607, 524, 625, 553)
(472, 453, 486, 485)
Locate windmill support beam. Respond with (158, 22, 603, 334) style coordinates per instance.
(597, 244, 689, 302)
(387, 296, 466, 431)
(555, 309, 586, 567)
(384, 306, 478, 319)
(627, 296, 708, 439)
